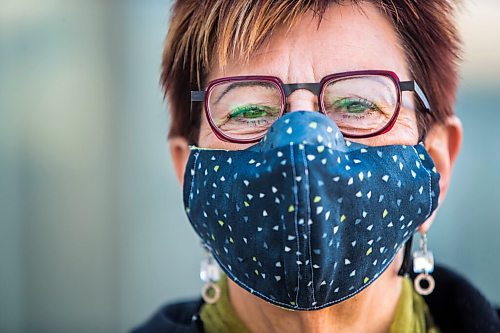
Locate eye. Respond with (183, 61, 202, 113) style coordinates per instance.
(229, 104, 276, 119)
(215, 103, 281, 133)
(330, 97, 381, 115)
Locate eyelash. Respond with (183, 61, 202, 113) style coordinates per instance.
(329, 97, 381, 114)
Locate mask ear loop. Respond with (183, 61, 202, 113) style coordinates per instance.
(397, 235, 414, 276)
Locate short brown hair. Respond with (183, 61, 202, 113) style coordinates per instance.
(161, 0, 462, 144)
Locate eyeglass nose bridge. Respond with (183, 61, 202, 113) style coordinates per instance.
(281, 83, 322, 97)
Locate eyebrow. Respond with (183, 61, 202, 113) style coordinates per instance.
(212, 81, 278, 105)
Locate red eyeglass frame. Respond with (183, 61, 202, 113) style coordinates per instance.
(190, 70, 431, 144)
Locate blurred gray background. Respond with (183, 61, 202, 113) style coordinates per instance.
(1, 0, 499, 332)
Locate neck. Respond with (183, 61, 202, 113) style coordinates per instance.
(228, 252, 404, 333)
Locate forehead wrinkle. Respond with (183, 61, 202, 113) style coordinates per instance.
(212, 3, 410, 85)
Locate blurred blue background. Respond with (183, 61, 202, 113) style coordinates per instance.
(0, 0, 499, 332)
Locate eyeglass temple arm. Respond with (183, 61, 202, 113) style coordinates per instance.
(400, 81, 431, 113)
(191, 91, 206, 102)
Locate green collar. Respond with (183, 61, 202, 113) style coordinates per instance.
(200, 276, 440, 333)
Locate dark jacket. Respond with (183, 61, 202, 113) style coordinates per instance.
(132, 265, 500, 333)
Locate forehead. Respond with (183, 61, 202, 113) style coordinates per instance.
(208, 3, 411, 83)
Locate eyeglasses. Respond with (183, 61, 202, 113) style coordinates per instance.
(191, 70, 431, 143)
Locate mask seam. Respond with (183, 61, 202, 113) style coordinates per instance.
(427, 169, 432, 218)
(188, 152, 200, 214)
(411, 146, 433, 219)
(280, 197, 292, 303)
(301, 147, 317, 306)
(289, 143, 301, 308)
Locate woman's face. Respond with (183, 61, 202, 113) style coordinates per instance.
(198, 3, 419, 150)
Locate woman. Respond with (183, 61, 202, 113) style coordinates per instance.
(134, 1, 500, 332)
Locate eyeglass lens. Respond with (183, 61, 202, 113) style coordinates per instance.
(207, 75, 398, 141)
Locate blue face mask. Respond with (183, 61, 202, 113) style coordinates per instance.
(183, 111, 440, 310)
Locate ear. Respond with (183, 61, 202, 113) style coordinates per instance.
(418, 115, 463, 233)
(169, 136, 191, 186)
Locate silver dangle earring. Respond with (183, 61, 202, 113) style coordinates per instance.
(413, 232, 435, 295)
(200, 249, 221, 304)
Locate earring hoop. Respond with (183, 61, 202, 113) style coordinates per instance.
(414, 272, 435, 296)
(200, 247, 221, 304)
(201, 281, 221, 304)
